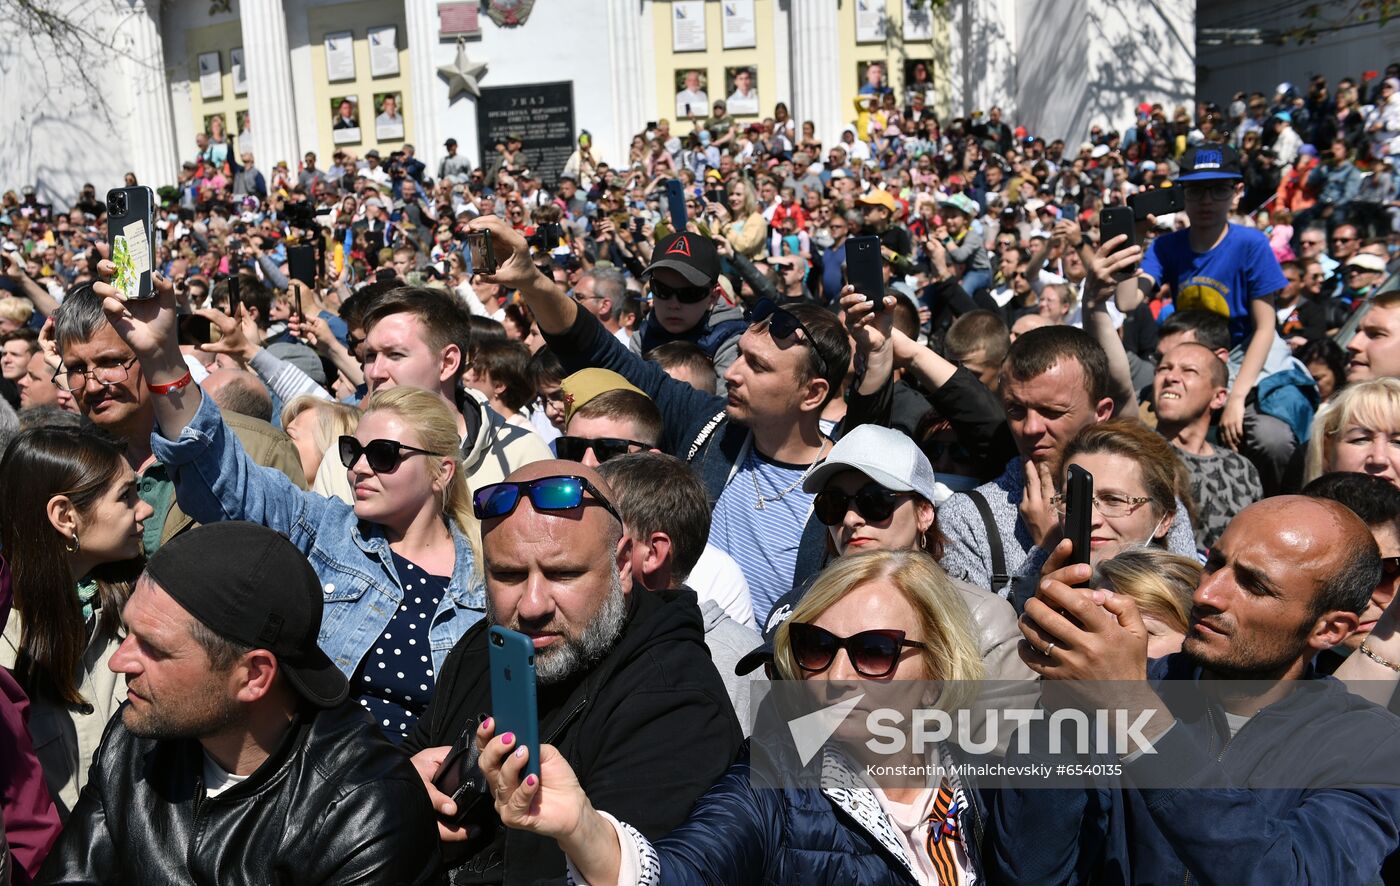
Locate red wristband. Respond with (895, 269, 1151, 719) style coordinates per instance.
(148, 370, 194, 395)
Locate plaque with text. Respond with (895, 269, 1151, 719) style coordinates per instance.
(476, 82, 576, 190)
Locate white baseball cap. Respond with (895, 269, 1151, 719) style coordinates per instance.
(804, 424, 937, 503)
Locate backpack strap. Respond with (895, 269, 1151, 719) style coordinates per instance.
(965, 489, 1010, 597)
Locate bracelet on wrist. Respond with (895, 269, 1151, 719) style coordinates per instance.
(148, 370, 194, 395)
(1359, 640, 1400, 673)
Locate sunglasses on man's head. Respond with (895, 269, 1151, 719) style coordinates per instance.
(787, 623, 928, 678)
(651, 278, 712, 303)
(472, 475, 622, 525)
(555, 435, 650, 464)
(813, 483, 907, 526)
(338, 437, 445, 473)
(744, 297, 829, 377)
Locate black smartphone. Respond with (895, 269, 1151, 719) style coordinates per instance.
(704, 189, 727, 207)
(287, 245, 316, 288)
(665, 179, 687, 231)
(177, 314, 219, 346)
(430, 723, 490, 827)
(1064, 463, 1093, 583)
(631, 217, 645, 238)
(106, 186, 156, 300)
(1099, 206, 1136, 249)
(463, 230, 497, 276)
(536, 222, 563, 251)
(845, 235, 885, 304)
(1128, 186, 1185, 220)
(488, 626, 541, 781)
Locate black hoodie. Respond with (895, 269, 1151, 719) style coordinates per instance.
(404, 588, 743, 885)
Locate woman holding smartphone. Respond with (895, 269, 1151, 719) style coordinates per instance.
(89, 262, 485, 741)
(479, 549, 993, 884)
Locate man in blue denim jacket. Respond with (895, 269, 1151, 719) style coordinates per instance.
(991, 497, 1400, 884)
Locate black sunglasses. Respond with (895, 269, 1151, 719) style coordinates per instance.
(473, 475, 622, 525)
(813, 483, 907, 526)
(651, 278, 712, 303)
(555, 435, 650, 464)
(338, 436, 445, 473)
(1382, 556, 1400, 578)
(787, 623, 928, 678)
(744, 298, 830, 378)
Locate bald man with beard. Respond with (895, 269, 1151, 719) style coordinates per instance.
(405, 461, 741, 884)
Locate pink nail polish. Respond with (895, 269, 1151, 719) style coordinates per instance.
(481, 717, 493, 731)
(525, 775, 537, 787)
(501, 732, 514, 745)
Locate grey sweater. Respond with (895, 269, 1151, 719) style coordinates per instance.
(699, 598, 761, 736)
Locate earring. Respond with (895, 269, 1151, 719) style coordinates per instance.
(64, 530, 80, 554)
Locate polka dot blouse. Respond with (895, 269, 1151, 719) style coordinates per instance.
(353, 552, 444, 742)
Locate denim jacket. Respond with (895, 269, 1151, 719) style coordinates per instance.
(150, 393, 486, 677)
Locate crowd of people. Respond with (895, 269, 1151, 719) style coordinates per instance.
(0, 55, 1399, 884)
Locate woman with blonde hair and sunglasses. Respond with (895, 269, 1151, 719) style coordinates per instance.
(479, 548, 994, 884)
(1304, 377, 1400, 490)
(86, 263, 485, 741)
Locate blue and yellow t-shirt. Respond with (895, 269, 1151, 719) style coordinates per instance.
(1141, 224, 1288, 346)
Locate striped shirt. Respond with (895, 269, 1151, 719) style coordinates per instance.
(710, 448, 814, 626)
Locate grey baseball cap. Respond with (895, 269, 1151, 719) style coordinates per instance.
(803, 424, 937, 502)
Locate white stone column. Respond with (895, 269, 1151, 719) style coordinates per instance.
(789, 0, 842, 146)
(124, 0, 178, 187)
(608, 0, 648, 163)
(240, 0, 300, 168)
(405, 0, 445, 171)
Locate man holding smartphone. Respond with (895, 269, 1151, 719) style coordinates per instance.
(405, 461, 741, 883)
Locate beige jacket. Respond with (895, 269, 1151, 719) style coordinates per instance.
(0, 612, 124, 820)
(953, 577, 1036, 683)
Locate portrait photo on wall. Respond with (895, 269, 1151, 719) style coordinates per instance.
(330, 95, 361, 145)
(674, 68, 709, 120)
(904, 59, 935, 102)
(374, 92, 405, 141)
(724, 67, 759, 116)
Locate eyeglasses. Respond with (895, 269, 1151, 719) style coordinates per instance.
(555, 435, 650, 464)
(1050, 491, 1152, 518)
(54, 356, 138, 392)
(1184, 184, 1235, 201)
(472, 475, 622, 525)
(923, 439, 973, 463)
(744, 297, 830, 378)
(1381, 556, 1400, 579)
(814, 483, 908, 526)
(651, 279, 712, 304)
(1333, 236, 1360, 244)
(338, 436, 446, 473)
(787, 623, 928, 678)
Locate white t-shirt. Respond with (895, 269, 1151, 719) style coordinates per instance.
(686, 544, 756, 629)
(203, 751, 252, 798)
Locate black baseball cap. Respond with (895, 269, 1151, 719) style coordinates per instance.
(444, 138, 457, 148)
(145, 521, 348, 707)
(644, 232, 719, 287)
(1176, 144, 1242, 182)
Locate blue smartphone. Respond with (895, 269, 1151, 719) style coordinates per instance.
(665, 179, 687, 231)
(488, 625, 541, 781)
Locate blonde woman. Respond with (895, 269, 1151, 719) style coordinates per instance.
(1304, 377, 1400, 489)
(1092, 547, 1199, 659)
(88, 262, 486, 741)
(709, 179, 768, 259)
(476, 549, 993, 883)
(280, 395, 361, 483)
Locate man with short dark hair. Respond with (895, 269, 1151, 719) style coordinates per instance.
(310, 286, 549, 498)
(406, 462, 741, 882)
(597, 451, 761, 725)
(1154, 343, 1261, 548)
(992, 497, 1400, 884)
(473, 216, 863, 626)
(938, 326, 1115, 604)
(41, 522, 442, 884)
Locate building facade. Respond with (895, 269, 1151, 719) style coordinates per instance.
(1, 0, 1195, 204)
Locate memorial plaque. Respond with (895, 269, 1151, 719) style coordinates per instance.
(476, 82, 576, 190)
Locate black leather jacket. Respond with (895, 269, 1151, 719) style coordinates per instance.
(38, 700, 444, 885)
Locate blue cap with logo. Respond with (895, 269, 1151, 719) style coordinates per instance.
(1175, 144, 1243, 183)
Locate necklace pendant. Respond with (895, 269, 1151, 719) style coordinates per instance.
(754, 497, 766, 511)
